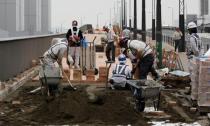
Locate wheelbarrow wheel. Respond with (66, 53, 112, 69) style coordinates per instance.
(95, 68, 98, 75)
(82, 66, 87, 75)
(136, 99, 145, 112)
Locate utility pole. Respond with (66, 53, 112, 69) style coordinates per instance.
(133, 0, 137, 39)
(152, 0, 156, 40)
(129, 0, 132, 28)
(179, 0, 185, 52)
(124, 0, 126, 27)
(117, 1, 120, 26)
(121, 0, 124, 28)
(142, 0, 146, 42)
(156, 0, 162, 67)
(110, 8, 112, 26)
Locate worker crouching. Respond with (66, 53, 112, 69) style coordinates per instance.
(109, 54, 132, 89)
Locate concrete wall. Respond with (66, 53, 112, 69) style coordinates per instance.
(0, 34, 65, 81)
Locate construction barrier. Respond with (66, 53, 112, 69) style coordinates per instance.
(161, 50, 178, 70)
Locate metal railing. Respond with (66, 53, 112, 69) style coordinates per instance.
(147, 31, 210, 53)
(0, 34, 65, 81)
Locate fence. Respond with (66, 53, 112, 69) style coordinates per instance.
(0, 34, 65, 81)
(147, 31, 210, 52)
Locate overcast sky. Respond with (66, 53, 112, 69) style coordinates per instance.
(51, 0, 200, 31)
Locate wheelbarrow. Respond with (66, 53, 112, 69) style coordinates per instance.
(127, 80, 163, 112)
(39, 58, 62, 97)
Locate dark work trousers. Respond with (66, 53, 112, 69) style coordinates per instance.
(138, 54, 155, 79)
(106, 42, 115, 61)
(150, 66, 159, 79)
(174, 40, 180, 52)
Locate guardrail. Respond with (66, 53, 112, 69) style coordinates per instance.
(147, 31, 210, 52)
(0, 34, 65, 81)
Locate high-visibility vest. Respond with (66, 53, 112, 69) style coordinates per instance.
(47, 42, 67, 60)
(112, 64, 128, 78)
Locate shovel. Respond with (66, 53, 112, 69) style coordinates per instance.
(62, 69, 77, 91)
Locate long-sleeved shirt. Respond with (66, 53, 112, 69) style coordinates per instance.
(127, 40, 153, 58)
(106, 29, 117, 43)
(43, 40, 73, 66)
(66, 27, 83, 47)
(173, 31, 183, 40)
(111, 64, 132, 87)
(186, 33, 204, 58)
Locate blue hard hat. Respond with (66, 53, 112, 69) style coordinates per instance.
(118, 54, 126, 64)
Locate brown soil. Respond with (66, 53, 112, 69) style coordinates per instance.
(0, 85, 149, 126)
(161, 74, 191, 89)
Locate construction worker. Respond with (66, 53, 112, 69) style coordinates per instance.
(41, 38, 73, 96)
(66, 20, 84, 69)
(109, 54, 132, 89)
(42, 38, 73, 67)
(122, 27, 131, 39)
(104, 26, 117, 62)
(186, 22, 204, 98)
(173, 27, 183, 52)
(186, 22, 204, 60)
(186, 22, 204, 77)
(119, 38, 159, 80)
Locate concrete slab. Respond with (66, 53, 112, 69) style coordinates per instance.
(178, 52, 189, 72)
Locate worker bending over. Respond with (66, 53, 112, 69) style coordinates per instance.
(42, 38, 73, 67)
(119, 38, 159, 80)
(41, 38, 73, 96)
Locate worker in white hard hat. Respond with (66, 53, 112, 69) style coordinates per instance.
(119, 38, 160, 80)
(41, 38, 74, 96)
(109, 54, 132, 89)
(186, 21, 204, 59)
(42, 38, 73, 67)
(186, 22, 204, 99)
(66, 20, 84, 69)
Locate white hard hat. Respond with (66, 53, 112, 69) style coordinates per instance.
(118, 54, 126, 64)
(187, 22, 197, 29)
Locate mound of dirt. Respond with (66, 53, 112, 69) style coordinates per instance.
(0, 85, 149, 125)
(161, 74, 191, 89)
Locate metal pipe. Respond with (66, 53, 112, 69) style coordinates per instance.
(156, 0, 162, 67)
(142, 0, 146, 42)
(133, 0, 137, 39)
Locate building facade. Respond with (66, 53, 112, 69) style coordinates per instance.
(200, 0, 210, 24)
(0, 0, 51, 37)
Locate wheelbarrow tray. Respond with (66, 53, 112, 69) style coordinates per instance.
(39, 66, 62, 85)
(127, 80, 162, 99)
